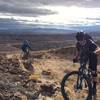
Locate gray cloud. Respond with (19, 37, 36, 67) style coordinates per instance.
(26, 0, 100, 8)
(0, 18, 23, 30)
(0, 0, 57, 17)
(0, 4, 56, 17)
(0, 18, 37, 29)
(86, 18, 100, 20)
(0, 0, 100, 17)
(51, 0, 100, 8)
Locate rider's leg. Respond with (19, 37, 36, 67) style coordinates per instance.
(23, 48, 29, 59)
(25, 48, 30, 58)
(88, 53, 97, 96)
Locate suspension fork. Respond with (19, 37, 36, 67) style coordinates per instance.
(76, 67, 85, 90)
(76, 73, 83, 89)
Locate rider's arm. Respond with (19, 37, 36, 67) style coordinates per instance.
(88, 39, 100, 55)
(73, 50, 80, 63)
(94, 47, 100, 55)
(28, 45, 32, 50)
(75, 42, 81, 59)
(27, 43, 32, 50)
(74, 50, 80, 59)
(73, 42, 81, 63)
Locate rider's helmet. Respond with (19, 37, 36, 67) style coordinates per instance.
(76, 31, 85, 41)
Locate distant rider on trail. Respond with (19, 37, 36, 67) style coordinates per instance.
(21, 40, 32, 59)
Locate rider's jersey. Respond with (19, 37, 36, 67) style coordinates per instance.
(76, 37, 97, 63)
(21, 41, 31, 52)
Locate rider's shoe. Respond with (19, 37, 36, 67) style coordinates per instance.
(92, 83, 97, 96)
(93, 94, 97, 100)
(86, 95, 92, 100)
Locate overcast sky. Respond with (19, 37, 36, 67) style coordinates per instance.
(0, 0, 100, 30)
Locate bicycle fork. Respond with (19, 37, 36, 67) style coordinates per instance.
(75, 73, 83, 90)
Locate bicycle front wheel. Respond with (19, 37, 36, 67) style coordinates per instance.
(61, 71, 92, 100)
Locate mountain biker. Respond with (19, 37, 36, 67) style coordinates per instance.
(73, 31, 100, 96)
(21, 40, 32, 58)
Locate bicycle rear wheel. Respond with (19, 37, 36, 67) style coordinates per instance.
(61, 71, 92, 100)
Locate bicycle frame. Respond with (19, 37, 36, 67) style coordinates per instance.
(75, 63, 92, 90)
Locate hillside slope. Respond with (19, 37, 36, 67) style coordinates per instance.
(0, 47, 100, 100)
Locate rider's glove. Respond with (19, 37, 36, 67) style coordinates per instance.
(73, 58, 78, 63)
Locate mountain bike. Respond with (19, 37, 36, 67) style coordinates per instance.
(61, 61, 100, 100)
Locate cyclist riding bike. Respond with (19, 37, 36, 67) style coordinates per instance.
(21, 40, 32, 59)
(73, 31, 100, 96)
